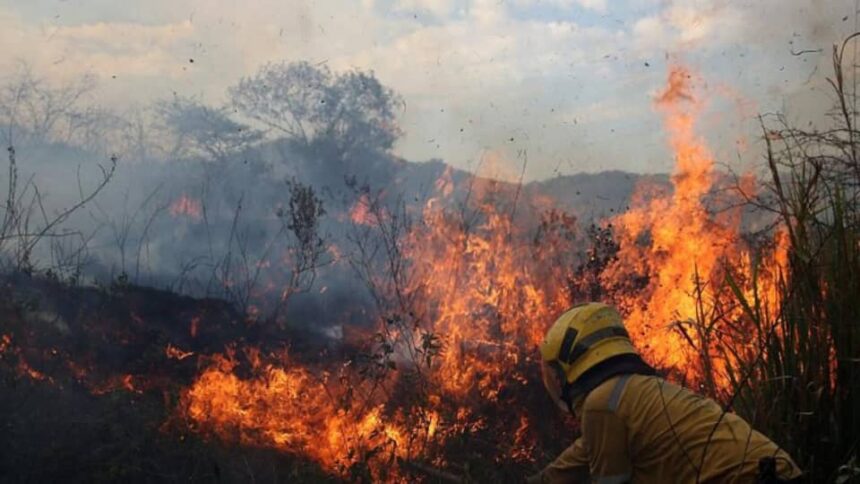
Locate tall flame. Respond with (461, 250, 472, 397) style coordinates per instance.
(178, 64, 787, 479)
(602, 65, 783, 384)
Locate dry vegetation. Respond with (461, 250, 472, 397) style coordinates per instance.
(0, 32, 859, 484)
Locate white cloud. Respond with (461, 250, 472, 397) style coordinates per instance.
(630, 2, 747, 56)
(633, 15, 667, 43)
(511, 0, 608, 13)
(0, 0, 853, 179)
(575, 0, 608, 12)
(0, 11, 195, 80)
(393, 0, 457, 17)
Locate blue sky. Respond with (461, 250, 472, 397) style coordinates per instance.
(0, 0, 854, 179)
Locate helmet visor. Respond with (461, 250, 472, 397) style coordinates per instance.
(540, 359, 569, 412)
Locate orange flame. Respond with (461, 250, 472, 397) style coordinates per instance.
(349, 193, 382, 226)
(602, 65, 784, 385)
(0, 333, 10, 354)
(181, 351, 416, 478)
(91, 374, 140, 395)
(169, 194, 203, 220)
(165, 343, 195, 361)
(17, 358, 50, 382)
(178, 63, 788, 478)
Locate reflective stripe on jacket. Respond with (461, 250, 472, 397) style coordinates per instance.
(536, 374, 802, 483)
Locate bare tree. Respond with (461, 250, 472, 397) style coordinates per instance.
(0, 144, 116, 274)
(0, 63, 97, 146)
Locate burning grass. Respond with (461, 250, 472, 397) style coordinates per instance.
(182, 349, 416, 480)
(1, 51, 857, 482)
(176, 64, 794, 480)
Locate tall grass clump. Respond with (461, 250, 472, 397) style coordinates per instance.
(724, 33, 860, 481)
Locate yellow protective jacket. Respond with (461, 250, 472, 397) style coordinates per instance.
(534, 374, 802, 483)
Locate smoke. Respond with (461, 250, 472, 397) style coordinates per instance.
(12, 1, 844, 333)
(0, 62, 584, 336)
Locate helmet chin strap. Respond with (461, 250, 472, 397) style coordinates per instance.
(548, 360, 576, 414)
(561, 383, 576, 415)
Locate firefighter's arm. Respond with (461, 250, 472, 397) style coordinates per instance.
(582, 408, 632, 484)
(526, 437, 590, 484)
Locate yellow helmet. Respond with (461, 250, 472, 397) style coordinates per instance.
(539, 302, 637, 411)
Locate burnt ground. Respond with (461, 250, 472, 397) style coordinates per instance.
(0, 273, 338, 483)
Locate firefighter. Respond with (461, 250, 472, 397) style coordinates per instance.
(529, 302, 802, 483)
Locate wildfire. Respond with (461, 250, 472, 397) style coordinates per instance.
(169, 194, 203, 220)
(177, 63, 787, 479)
(90, 374, 141, 395)
(17, 358, 50, 382)
(165, 343, 195, 361)
(602, 65, 785, 386)
(601, 66, 731, 369)
(181, 349, 418, 478)
(405, 196, 564, 397)
(349, 193, 380, 226)
(181, 170, 573, 478)
(0, 334, 53, 383)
